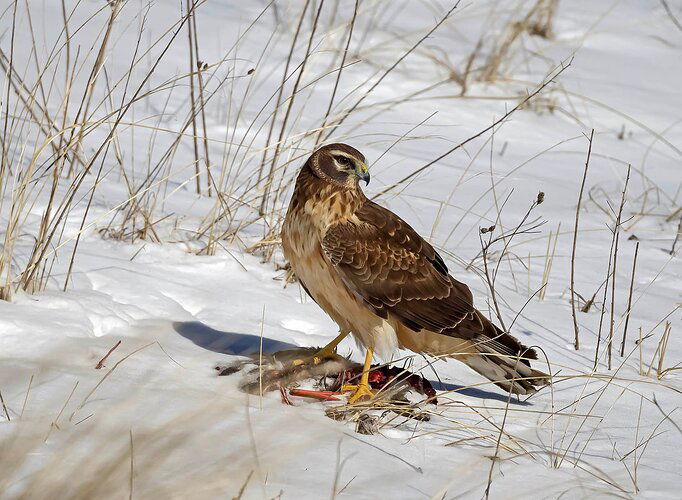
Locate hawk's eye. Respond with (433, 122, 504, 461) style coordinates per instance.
(334, 155, 351, 168)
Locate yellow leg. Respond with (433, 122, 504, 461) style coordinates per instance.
(342, 347, 375, 403)
(312, 330, 350, 364)
(292, 330, 350, 366)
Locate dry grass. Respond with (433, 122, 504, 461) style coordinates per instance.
(1, 0, 680, 497)
(0, 0, 570, 301)
(0, 395, 305, 499)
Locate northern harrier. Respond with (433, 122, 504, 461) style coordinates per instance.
(281, 144, 548, 402)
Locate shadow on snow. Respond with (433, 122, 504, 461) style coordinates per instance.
(173, 320, 529, 405)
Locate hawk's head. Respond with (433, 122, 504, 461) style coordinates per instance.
(308, 143, 369, 189)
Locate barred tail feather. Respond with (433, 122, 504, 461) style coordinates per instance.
(463, 343, 549, 395)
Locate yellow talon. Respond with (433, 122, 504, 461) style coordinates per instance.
(291, 352, 337, 368)
(342, 383, 374, 403)
(289, 330, 350, 368)
(343, 346, 375, 404)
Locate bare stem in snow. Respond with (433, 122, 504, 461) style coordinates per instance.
(620, 241, 639, 356)
(0, 389, 10, 421)
(315, 0, 359, 148)
(608, 165, 631, 370)
(186, 0, 201, 195)
(96, 340, 123, 369)
(670, 214, 682, 255)
(257, 0, 311, 215)
(570, 129, 594, 350)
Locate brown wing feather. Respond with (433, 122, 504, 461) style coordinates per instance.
(322, 201, 537, 364)
(322, 201, 473, 329)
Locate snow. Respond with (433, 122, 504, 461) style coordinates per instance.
(1, 0, 681, 498)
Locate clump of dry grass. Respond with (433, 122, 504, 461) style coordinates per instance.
(422, 0, 561, 96)
(480, 0, 559, 83)
(0, 0, 576, 305)
(0, 0, 204, 298)
(0, 0, 477, 298)
(1, 392, 330, 499)
(0, 341, 348, 499)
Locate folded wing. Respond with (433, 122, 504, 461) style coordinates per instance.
(322, 201, 545, 389)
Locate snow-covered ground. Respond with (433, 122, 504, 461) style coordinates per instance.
(1, 1, 681, 498)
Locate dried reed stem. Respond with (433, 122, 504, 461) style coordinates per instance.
(655, 322, 672, 379)
(619, 241, 639, 356)
(268, 0, 327, 216)
(190, 5, 213, 197)
(186, 0, 202, 194)
(570, 129, 593, 350)
(539, 222, 560, 301)
(96, 340, 123, 369)
(670, 214, 682, 255)
(0, 0, 18, 180)
(0, 388, 9, 421)
(257, 0, 311, 216)
(314, 0, 358, 147)
(608, 165, 631, 369)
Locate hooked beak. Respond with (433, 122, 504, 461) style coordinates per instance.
(355, 162, 370, 185)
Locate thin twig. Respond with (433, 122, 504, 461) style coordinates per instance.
(268, 0, 327, 220)
(191, 7, 213, 196)
(608, 165, 631, 369)
(258, 0, 312, 216)
(315, 0, 358, 147)
(129, 429, 134, 500)
(186, 0, 201, 194)
(0, 388, 10, 421)
(620, 241, 639, 356)
(20, 374, 33, 419)
(484, 358, 519, 499)
(570, 129, 594, 350)
(659, 0, 682, 32)
(96, 340, 122, 369)
(670, 214, 682, 255)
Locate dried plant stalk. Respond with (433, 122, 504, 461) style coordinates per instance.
(570, 129, 594, 350)
(619, 241, 639, 356)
